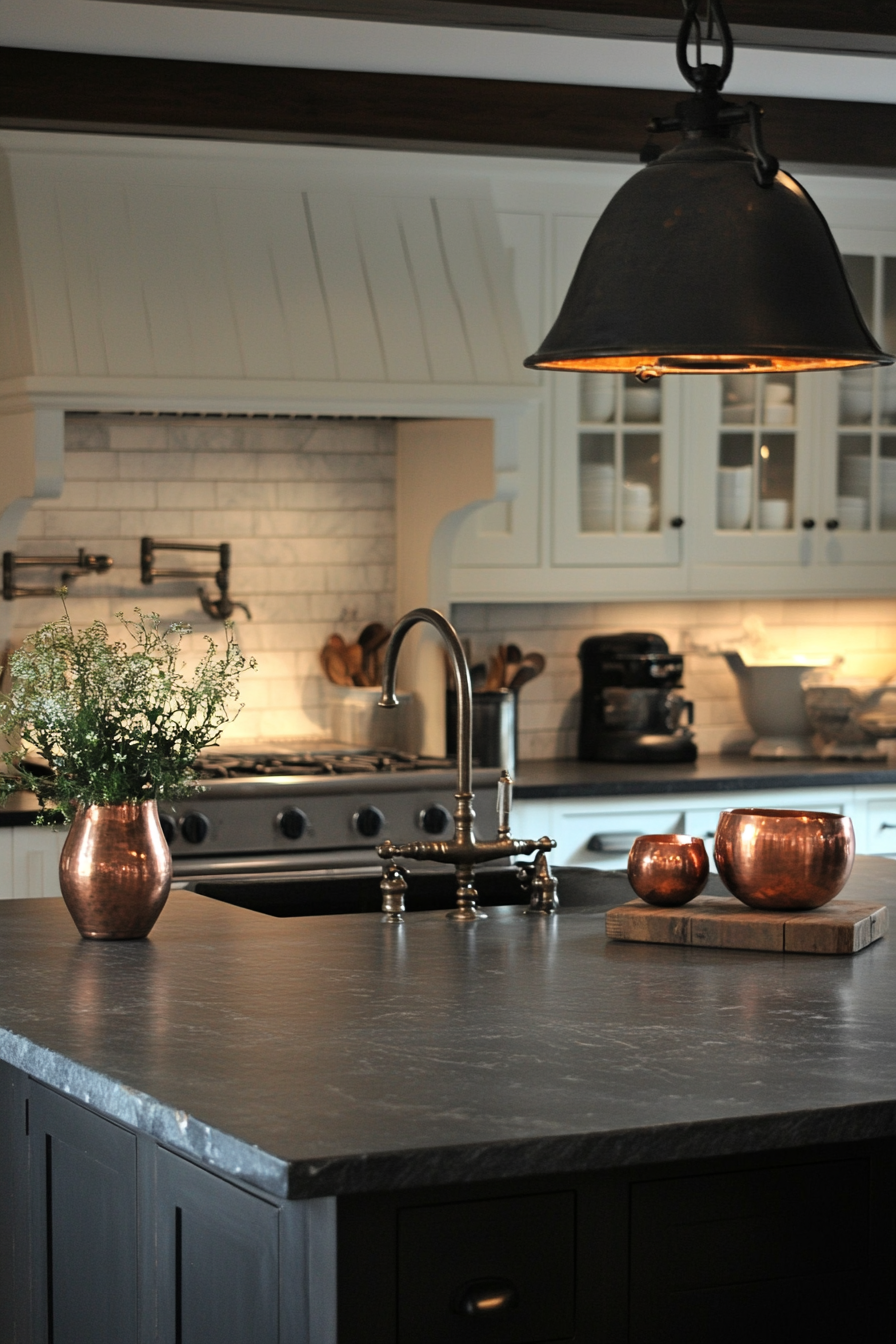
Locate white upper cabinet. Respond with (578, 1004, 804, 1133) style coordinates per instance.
(551, 217, 684, 570)
(817, 246, 896, 571)
(448, 162, 896, 603)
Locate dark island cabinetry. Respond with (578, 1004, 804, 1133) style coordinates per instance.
(5, 1060, 895, 1343)
(0, 1063, 331, 1344)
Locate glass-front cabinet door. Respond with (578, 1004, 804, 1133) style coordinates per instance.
(552, 368, 683, 566)
(551, 214, 683, 568)
(817, 249, 896, 567)
(689, 367, 813, 574)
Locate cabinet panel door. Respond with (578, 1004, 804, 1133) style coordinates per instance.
(30, 1081, 138, 1344)
(397, 1191, 575, 1344)
(630, 1158, 875, 1344)
(155, 1147, 280, 1344)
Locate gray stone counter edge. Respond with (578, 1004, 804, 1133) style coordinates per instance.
(514, 768, 896, 800)
(5, 1025, 896, 1201)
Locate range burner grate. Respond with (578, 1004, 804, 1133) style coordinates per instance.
(195, 750, 455, 780)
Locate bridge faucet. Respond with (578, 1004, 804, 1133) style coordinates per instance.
(376, 607, 557, 921)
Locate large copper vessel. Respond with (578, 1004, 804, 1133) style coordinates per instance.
(627, 834, 709, 906)
(714, 807, 855, 910)
(59, 801, 172, 939)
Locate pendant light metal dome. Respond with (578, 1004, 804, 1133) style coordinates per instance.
(525, 0, 893, 379)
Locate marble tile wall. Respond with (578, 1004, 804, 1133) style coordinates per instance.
(452, 598, 896, 761)
(13, 414, 895, 759)
(11, 414, 396, 743)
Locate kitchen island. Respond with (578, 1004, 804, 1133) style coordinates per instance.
(3, 861, 896, 1341)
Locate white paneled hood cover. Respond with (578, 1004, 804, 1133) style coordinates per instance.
(0, 132, 534, 415)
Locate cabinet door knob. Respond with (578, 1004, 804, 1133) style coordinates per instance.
(825, 518, 840, 530)
(669, 516, 685, 528)
(801, 518, 816, 530)
(454, 1278, 518, 1317)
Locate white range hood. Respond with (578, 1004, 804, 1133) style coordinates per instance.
(0, 129, 535, 528)
(0, 131, 538, 752)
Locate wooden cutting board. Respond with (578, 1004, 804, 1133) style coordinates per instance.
(605, 895, 888, 955)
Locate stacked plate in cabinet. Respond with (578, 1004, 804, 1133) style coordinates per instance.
(717, 464, 753, 530)
(838, 454, 870, 531)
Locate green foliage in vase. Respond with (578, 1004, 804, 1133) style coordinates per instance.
(0, 603, 255, 821)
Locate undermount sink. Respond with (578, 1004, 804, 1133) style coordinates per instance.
(191, 865, 627, 918)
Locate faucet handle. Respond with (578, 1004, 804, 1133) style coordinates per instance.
(380, 863, 408, 921)
(497, 771, 513, 839)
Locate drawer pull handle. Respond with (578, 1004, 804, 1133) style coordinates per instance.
(587, 833, 640, 854)
(454, 1278, 518, 1316)
(880, 823, 896, 831)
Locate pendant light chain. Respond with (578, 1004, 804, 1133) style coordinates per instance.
(677, 0, 733, 94)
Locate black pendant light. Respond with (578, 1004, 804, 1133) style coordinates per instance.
(525, 0, 893, 379)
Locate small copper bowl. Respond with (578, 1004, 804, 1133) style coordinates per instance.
(714, 807, 855, 910)
(627, 834, 710, 907)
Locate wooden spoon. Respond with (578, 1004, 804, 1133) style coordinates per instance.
(358, 623, 391, 686)
(344, 643, 366, 685)
(485, 647, 506, 692)
(509, 652, 546, 692)
(320, 640, 353, 686)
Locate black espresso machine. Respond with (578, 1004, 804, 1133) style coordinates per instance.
(578, 633, 696, 763)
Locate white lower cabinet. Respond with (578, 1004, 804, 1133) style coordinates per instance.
(862, 797, 896, 855)
(515, 784, 891, 875)
(0, 827, 66, 900)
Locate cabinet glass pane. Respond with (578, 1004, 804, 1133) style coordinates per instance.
(759, 434, 795, 529)
(579, 432, 614, 532)
(718, 433, 753, 530)
(623, 434, 660, 532)
(844, 254, 875, 329)
(717, 374, 796, 530)
(576, 374, 665, 536)
(835, 256, 896, 534)
(880, 435, 896, 530)
(621, 373, 662, 424)
(579, 373, 616, 424)
(837, 434, 871, 530)
(721, 374, 755, 424)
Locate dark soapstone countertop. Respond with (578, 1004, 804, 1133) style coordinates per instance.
(3, 860, 896, 1201)
(514, 754, 896, 799)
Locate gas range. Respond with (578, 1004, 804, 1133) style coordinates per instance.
(164, 744, 501, 880)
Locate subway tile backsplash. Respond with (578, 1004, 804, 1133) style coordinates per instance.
(12, 415, 396, 743)
(11, 415, 896, 760)
(452, 598, 896, 761)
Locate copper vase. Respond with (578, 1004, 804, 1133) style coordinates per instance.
(59, 801, 172, 940)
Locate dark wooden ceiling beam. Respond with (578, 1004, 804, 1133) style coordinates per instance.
(1, 45, 895, 169)
(103, 0, 896, 38)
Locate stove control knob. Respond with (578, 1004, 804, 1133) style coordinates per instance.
(180, 812, 210, 845)
(158, 813, 176, 845)
(278, 807, 308, 841)
(354, 806, 386, 839)
(418, 804, 452, 836)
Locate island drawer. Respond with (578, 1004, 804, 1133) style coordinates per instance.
(397, 1190, 576, 1344)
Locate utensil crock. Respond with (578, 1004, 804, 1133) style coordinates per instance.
(59, 800, 172, 939)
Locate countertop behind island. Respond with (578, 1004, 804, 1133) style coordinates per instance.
(514, 754, 896, 799)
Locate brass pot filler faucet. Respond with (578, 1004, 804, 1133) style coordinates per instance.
(376, 608, 558, 921)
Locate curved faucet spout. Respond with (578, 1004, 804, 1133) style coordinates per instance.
(379, 607, 472, 801)
(377, 607, 558, 922)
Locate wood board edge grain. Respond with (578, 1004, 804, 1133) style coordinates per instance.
(605, 897, 888, 955)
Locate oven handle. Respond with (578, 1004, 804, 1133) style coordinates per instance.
(175, 864, 385, 888)
(172, 850, 382, 879)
